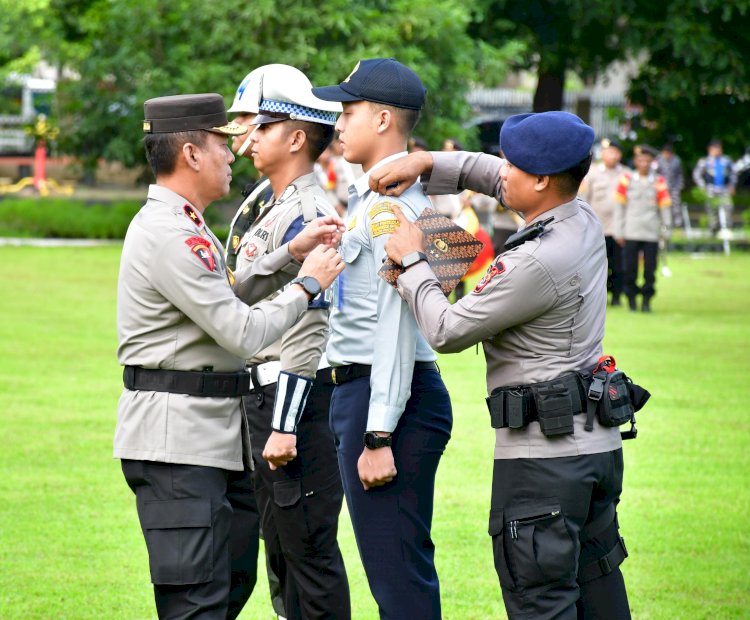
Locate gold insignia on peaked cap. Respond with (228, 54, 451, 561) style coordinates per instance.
(143, 121, 151, 132)
(601, 138, 611, 148)
(344, 62, 361, 83)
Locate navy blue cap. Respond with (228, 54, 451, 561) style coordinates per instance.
(500, 111, 595, 175)
(312, 58, 426, 111)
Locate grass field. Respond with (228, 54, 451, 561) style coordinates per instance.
(1, 245, 749, 619)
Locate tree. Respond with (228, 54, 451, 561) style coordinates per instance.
(37, 0, 518, 178)
(469, 0, 636, 111)
(626, 0, 750, 165)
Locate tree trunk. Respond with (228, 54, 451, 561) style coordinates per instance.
(533, 68, 565, 112)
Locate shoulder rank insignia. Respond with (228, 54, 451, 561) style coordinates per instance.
(347, 214, 358, 231)
(183, 204, 203, 227)
(185, 236, 215, 271)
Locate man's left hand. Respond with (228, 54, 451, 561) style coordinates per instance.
(357, 446, 397, 490)
(263, 431, 297, 470)
(384, 206, 426, 265)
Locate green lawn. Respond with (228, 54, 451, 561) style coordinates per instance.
(1, 245, 748, 619)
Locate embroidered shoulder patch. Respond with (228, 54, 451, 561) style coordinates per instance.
(473, 260, 506, 293)
(370, 219, 400, 238)
(185, 236, 215, 271)
(183, 204, 203, 227)
(368, 201, 398, 219)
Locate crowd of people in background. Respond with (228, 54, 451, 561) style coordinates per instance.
(313, 132, 742, 314)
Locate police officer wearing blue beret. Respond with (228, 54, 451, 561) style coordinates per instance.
(312, 59, 453, 620)
(371, 111, 632, 619)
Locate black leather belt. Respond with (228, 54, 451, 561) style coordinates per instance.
(317, 361, 438, 386)
(123, 365, 251, 397)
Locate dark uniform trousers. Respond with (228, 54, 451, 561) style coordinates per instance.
(489, 449, 631, 620)
(623, 240, 658, 302)
(329, 367, 452, 620)
(604, 236, 625, 303)
(244, 378, 351, 620)
(121, 460, 260, 620)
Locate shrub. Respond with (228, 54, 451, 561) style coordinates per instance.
(0, 198, 141, 239)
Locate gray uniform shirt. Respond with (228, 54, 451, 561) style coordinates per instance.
(613, 172, 672, 242)
(115, 185, 308, 471)
(400, 151, 621, 459)
(235, 173, 335, 377)
(580, 162, 630, 237)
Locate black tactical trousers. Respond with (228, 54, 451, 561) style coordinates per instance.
(623, 240, 658, 301)
(604, 236, 625, 302)
(489, 449, 631, 620)
(121, 460, 259, 620)
(244, 379, 350, 620)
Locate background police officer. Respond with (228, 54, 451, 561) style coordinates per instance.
(580, 138, 630, 306)
(371, 111, 632, 620)
(227, 64, 351, 620)
(115, 93, 344, 619)
(312, 59, 453, 620)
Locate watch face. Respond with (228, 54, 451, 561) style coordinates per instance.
(302, 276, 321, 296)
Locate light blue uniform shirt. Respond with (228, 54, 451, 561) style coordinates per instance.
(327, 152, 436, 433)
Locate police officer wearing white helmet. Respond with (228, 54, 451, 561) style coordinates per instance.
(227, 65, 351, 620)
(115, 93, 345, 619)
(225, 67, 273, 270)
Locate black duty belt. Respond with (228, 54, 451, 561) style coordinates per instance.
(317, 361, 438, 386)
(486, 372, 590, 433)
(123, 365, 251, 397)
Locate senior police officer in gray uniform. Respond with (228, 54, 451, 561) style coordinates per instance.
(312, 59, 453, 620)
(227, 64, 351, 620)
(371, 111, 632, 620)
(115, 93, 344, 620)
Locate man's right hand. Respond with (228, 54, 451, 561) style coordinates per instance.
(297, 246, 345, 290)
(369, 151, 434, 196)
(289, 215, 345, 261)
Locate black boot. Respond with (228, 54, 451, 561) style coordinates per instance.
(628, 296, 637, 312)
(641, 297, 652, 313)
(611, 295, 622, 307)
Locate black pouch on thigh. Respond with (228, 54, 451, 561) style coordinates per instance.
(140, 498, 213, 585)
(531, 383, 574, 437)
(500, 503, 577, 591)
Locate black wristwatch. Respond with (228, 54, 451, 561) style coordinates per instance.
(401, 251, 428, 269)
(363, 431, 393, 449)
(290, 275, 321, 299)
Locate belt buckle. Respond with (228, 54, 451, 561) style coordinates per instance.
(331, 368, 338, 385)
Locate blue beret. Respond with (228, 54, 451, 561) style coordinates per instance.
(500, 111, 595, 175)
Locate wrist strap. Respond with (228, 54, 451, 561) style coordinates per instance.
(272, 371, 313, 433)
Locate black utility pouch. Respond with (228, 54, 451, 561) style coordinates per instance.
(595, 370, 634, 427)
(532, 383, 574, 437)
(487, 388, 529, 429)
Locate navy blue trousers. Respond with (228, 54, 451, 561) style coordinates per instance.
(329, 367, 452, 620)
